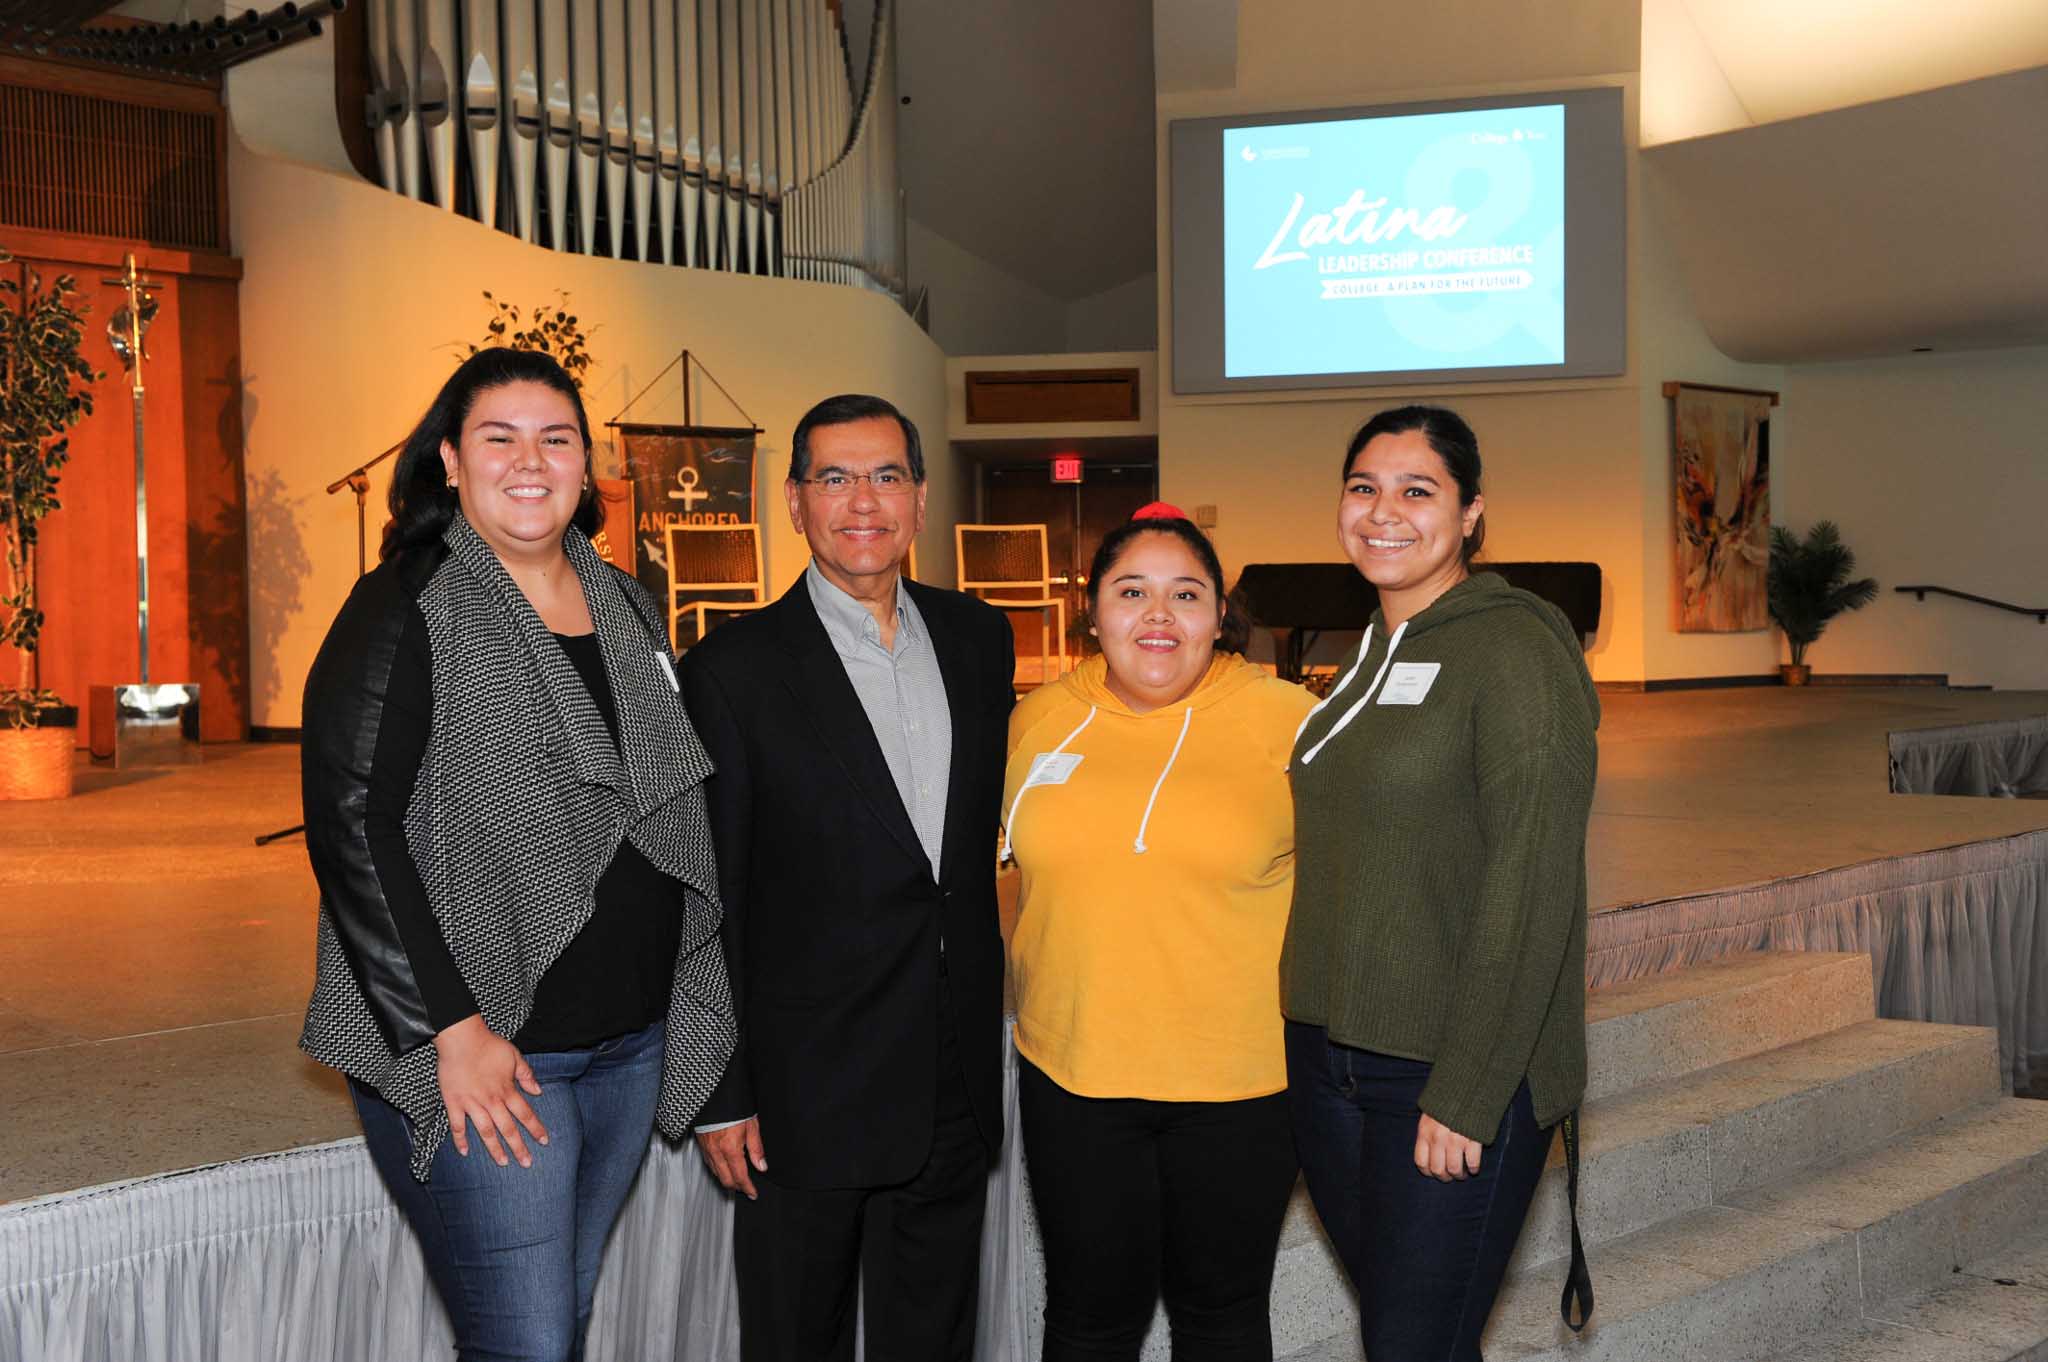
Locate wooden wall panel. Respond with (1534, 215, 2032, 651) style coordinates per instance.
(964, 368, 1143, 425)
(14, 247, 144, 727)
(0, 231, 248, 743)
(0, 56, 228, 253)
(176, 276, 251, 741)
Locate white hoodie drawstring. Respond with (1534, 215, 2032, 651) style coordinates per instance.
(1000, 706, 1097, 862)
(1132, 706, 1194, 854)
(1292, 625, 1375, 747)
(1297, 619, 1409, 767)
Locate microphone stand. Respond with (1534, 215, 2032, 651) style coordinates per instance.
(253, 440, 404, 847)
(328, 440, 405, 575)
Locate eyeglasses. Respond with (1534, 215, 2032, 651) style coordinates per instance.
(797, 470, 919, 497)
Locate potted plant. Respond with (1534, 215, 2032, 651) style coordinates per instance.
(1, 249, 98, 798)
(1768, 520, 1878, 686)
(465, 290, 596, 386)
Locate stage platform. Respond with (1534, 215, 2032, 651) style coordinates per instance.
(5, 685, 2048, 1361)
(3, 685, 2043, 1208)
(0, 692, 2031, 1204)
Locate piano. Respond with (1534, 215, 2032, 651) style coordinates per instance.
(1233, 562, 1603, 682)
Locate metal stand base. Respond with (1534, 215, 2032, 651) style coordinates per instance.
(89, 683, 202, 768)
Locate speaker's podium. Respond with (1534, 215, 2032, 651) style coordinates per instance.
(1235, 561, 1602, 681)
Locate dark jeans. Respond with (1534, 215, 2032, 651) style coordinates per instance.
(1018, 1056, 1299, 1362)
(733, 989, 990, 1362)
(351, 1019, 665, 1362)
(1284, 1022, 1552, 1362)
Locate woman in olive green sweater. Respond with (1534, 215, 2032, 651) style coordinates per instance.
(1283, 405, 1599, 1360)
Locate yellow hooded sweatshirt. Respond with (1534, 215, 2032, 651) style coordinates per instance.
(1003, 652, 1317, 1101)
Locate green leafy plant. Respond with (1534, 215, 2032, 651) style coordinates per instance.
(1768, 520, 1878, 668)
(1, 249, 100, 729)
(465, 290, 596, 387)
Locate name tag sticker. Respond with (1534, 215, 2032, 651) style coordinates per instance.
(654, 651, 680, 692)
(1023, 752, 1084, 788)
(1376, 662, 1441, 706)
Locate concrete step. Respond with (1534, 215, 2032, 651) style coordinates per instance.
(1584, 952, 1876, 1103)
(1510, 1018, 2003, 1274)
(1767, 1223, 2048, 1360)
(1478, 1098, 2048, 1361)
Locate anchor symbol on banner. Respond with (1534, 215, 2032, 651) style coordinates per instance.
(667, 465, 710, 511)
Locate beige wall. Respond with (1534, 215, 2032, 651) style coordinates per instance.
(908, 218, 1069, 357)
(1150, 0, 2026, 687)
(910, 223, 1159, 357)
(1066, 274, 1159, 353)
(1633, 158, 1786, 680)
(1154, 0, 1657, 682)
(233, 142, 953, 729)
(1776, 346, 2048, 691)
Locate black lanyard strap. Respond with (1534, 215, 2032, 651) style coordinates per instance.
(1559, 1109, 1595, 1331)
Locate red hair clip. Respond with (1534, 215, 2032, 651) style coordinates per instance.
(1130, 501, 1188, 522)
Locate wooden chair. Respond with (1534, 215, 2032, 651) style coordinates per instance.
(956, 523, 1067, 684)
(666, 522, 768, 650)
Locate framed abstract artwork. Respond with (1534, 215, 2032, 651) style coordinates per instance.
(1668, 382, 1777, 633)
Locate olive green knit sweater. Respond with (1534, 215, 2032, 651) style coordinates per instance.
(1282, 572, 1599, 1142)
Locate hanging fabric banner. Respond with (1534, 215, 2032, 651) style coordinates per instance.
(612, 422, 759, 625)
(591, 478, 638, 573)
(1671, 385, 1773, 633)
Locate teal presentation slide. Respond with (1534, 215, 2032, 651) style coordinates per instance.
(1222, 104, 1566, 378)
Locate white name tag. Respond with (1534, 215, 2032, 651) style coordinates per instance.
(1022, 752, 1084, 788)
(654, 651, 680, 692)
(1376, 661, 1441, 706)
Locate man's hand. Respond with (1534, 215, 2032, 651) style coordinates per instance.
(434, 1013, 548, 1168)
(1415, 1112, 1483, 1182)
(696, 1117, 768, 1199)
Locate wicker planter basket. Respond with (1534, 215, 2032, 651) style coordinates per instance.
(0, 724, 75, 800)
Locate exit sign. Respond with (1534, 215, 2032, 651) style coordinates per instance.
(1051, 454, 1084, 484)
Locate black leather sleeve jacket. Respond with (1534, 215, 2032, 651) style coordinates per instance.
(300, 543, 455, 1057)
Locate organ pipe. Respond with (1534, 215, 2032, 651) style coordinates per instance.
(365, 0, 901, 297)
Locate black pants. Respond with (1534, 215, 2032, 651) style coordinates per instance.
(733, 1003, 990, 1362)
(1285, 1021, 1553, 1362)
(1017, 1056, 1299, 1362)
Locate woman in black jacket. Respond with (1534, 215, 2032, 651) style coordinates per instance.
(298, 348, 733, 1362)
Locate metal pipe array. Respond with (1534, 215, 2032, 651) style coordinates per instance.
(365, 0, 902, 299)
(3, 3, 341, 77)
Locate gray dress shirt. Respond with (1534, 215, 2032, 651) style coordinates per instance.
(805, 562, 953, 880)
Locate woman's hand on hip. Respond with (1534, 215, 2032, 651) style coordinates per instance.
(1415, 1112, 1482, 1182)
(434, 1013, 549, 1168)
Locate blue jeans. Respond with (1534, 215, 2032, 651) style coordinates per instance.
(352, 1020, 665, 1362)
(1284, 1022, 1552, 1362)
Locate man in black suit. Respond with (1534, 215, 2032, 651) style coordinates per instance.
(679, 393, 1015, 1362)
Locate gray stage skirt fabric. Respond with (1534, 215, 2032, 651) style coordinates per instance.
(1890, 716, 2048, 798)
(0, 1032, 1031, 1362)
(9, 824, 2047, 1358)
(1586, 829, 2048, 1092)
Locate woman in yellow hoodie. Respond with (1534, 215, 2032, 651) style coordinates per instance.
(1003, 508, 1316, 1361)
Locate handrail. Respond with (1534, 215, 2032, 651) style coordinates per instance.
(1896, 585, 2047, 623)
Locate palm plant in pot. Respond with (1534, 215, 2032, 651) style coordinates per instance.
(1767, 520, 1878, 686)
(1, 249, 98, 798)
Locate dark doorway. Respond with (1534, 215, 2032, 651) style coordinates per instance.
(981, 460, 1158, 675)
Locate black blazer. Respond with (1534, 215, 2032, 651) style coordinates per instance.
(679, 575, 1016, 1190)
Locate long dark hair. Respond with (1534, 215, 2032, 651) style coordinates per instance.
(384, 348, 602, 560)
(1344, 404, 1486, 564)
(1086, 516, 1253, 655)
